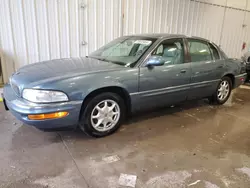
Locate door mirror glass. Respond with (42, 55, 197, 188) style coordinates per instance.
(146, 56, 165, 67)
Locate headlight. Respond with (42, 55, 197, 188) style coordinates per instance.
(22, 89, 69, 103)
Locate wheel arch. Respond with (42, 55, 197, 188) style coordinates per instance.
(78, 86, 131, 121)
(223, 73, 235, 88)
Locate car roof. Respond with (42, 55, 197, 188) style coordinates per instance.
(125, 33, 210, 42)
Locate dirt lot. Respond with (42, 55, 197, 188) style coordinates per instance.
(1, 87, 250, 188)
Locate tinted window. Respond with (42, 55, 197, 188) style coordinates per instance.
(209, 43, 220, 60)
(188, 39, 212, 62)
(152, 38, 185, 64)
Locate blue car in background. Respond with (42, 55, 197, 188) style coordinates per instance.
(3, 34, 247, 137)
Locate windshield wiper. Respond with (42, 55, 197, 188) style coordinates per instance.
(88, 56, 126, 66)
(89, 56, 108, 62)
(108, 61, 126, 66)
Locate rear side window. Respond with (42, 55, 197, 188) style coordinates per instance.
(188, 39, 212, 62)
(209, 43, 220, 60)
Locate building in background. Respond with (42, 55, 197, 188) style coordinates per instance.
(0, 0, 250, 83)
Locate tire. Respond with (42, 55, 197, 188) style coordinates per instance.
(79, 92, 126, 137)
(247, 57, 250, 81)
(209, 76, 232, 105)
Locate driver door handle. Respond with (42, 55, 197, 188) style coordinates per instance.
(180, 69, 186, 73)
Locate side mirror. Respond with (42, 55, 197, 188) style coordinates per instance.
(146, 56, 165, 67)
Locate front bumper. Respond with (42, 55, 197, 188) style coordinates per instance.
(3, 84, 82, 130)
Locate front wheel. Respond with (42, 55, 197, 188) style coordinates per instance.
(209, 76, 232, 105)
(79, 92, 126, 137)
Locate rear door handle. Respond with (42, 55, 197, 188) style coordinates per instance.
(180, 70, 186, 73)
(217, 65, 223, 68)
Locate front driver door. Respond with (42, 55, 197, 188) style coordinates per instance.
(138, 38, 191, 109)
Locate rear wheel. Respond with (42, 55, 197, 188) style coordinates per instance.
(79, 92, 126, 137)
(247, 57, 250, 82)
(209, 76, 232, 105)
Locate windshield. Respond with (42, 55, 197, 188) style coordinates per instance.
(89, 37, 156, 66)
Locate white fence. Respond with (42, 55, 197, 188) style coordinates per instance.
(0, 0, 250, 82)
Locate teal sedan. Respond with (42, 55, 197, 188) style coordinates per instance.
(3, 34, 247, 137)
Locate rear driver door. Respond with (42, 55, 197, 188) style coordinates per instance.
(187, 39, 225, 100)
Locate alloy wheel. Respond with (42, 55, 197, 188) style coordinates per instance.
(90, 99, 120, 132)
(217, 80, 230, 101)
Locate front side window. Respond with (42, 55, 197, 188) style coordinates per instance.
(188, 39, 212, 62)
(89, 37, 156, 66)
(151, 38, 185, 65)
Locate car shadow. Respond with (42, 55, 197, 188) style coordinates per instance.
(125, 99, 212, 125)
(58, 98, 213, 140)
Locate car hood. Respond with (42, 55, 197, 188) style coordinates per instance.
(11, 57, 124, 88)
